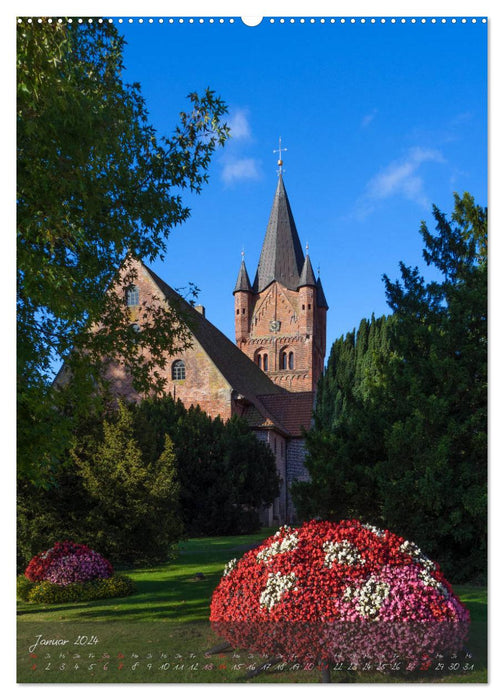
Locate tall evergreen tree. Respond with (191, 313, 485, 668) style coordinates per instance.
(132, 396, 280, 536)
(293, 193, 486, 581)
(292, 314, 393, 523)
(73, 401, 183, 565)
(379, 193, 487, 579)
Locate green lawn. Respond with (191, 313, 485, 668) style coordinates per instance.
(17, 530, 487, 683)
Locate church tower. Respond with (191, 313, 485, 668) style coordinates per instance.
(233, 171, 328, 392)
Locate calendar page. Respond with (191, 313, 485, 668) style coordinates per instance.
(16, 3, 488, 688)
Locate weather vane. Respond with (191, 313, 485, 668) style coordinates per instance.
(273, 137, 287, 175)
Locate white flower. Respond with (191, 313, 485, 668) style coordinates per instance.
(342, 586, 356, 602)
(355, 576, 391, 618)
(418, 569, 450, 598)
(362, 523, 386, 538)
(259, 571, 297, 610)
(256, 528, 299, 563)
(322, 539, 365, 568)
(399, 540, 436, 571)
(223, 558, 237, 576)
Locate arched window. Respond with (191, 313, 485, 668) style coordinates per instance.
(171, 360, 186, 380)
(280, 351, 287, 369)
(256, 350, 269, 370)
(288, 351, 294, 370)
(126, 285, 139, 306)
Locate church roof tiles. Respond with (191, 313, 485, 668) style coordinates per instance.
(233, 259, 253, 294)
(316, 276, 329, 309)
(144, 263, 318, 437)
(258, 392, 315, 436)
(298, 253, 317, 288)
(253, 175, 305, 292)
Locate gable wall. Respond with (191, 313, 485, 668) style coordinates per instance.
(102, 262, 233, 421)
(235, 280, 322, 392)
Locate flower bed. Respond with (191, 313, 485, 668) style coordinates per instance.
(19, 541, 134, 604)
(210, 520, 470, 671)
(25, 541, 114, 583)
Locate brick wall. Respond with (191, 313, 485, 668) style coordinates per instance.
(235, 280, 325, 392)
(102, 261, 234, 421)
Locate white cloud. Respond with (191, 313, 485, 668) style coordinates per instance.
(361, 109, 378, 128)
(221, 157, 260, 185)
(228, 109, 252, 141)
(354, 147, 445, 218)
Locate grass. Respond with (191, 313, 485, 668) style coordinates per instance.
(17, 528, 277, 624)
(17, 529, 487, 683)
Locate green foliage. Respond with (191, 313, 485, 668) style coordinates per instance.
(17, 408, 105, 572)
(17, 20, 229, 483)
(17, 397, 277, 570)
(292, 315, 393, 523)
(294, 193, 487, 582)
(16, 574, 34, 602)
(72, 401, 184, 565)
(17, 574, 136, 604)
(133, 397, 280, 536)
(380, 192, 487, 580)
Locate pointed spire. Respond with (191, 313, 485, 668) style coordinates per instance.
(234, 257, 253, 294)
(316, 275, 329, 309)
(298, 252, 317, 288)
(253, 175, 305, 292)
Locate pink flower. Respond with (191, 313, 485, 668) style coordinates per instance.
(210, 520, 470, 669)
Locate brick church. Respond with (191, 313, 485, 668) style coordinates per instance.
(104, 172, 328, 525)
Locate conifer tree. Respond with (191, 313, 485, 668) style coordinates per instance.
(293, 193, 486, 581)
(292, 315, 393, 522)
(379, 193, 487, 579)
(132, 397, 279, 536)
(74, 401, 183, 564)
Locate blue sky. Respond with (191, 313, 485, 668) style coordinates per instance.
(115, 14, 487, 350)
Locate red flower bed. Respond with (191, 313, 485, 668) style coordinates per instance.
(210, 520, 470, 669)
(25, 541, 113, 585)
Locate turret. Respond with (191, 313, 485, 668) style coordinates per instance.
(298, 251, 317, 336)
(233, 257, 253, 345)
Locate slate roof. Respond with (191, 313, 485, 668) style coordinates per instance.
(298, 253, 317, 288)
(233, 259, 253, 293)
(316, 276, 329, 309)
(143, 263, 296, 433)
(253, 175, 305, 292)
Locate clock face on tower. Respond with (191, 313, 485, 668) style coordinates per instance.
(269, 320, 281, 332)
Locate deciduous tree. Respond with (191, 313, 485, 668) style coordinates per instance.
(17, 19, 229, 482)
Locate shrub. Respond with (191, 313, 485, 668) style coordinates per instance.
(210, 520, 470, 671)
(17, 574, 136, 604)
(16, 574, 34, 601)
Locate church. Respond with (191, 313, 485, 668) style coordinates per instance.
(105, 170, 328, 525)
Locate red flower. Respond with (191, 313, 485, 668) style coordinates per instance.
(24, 541, 113, 584)
(210, 520, 470, 669)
